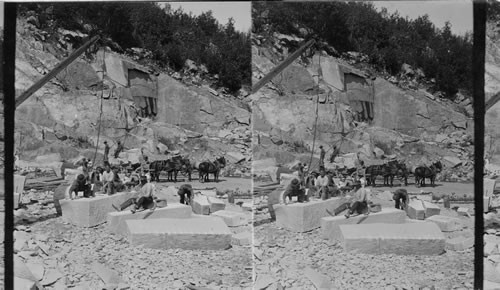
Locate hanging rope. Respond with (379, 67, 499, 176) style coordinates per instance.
(306, 53, 322, 175)
(92, 49, 106, 167)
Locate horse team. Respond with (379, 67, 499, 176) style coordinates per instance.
(364, 160, 443, 188)
(149, 156, 226, 183)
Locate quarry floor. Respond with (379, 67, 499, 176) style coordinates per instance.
(253, 181, 475, 290)
(13, 177, 253, 290)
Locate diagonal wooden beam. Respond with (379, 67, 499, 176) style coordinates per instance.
(15, 35, 100, 108)
(252, 39, 315, 94)
(486, 92, 500, 111)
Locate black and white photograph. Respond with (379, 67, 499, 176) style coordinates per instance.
(484, 1, 500, 288)
(251, 1, 475, 289)
(11, 2, 253, 289)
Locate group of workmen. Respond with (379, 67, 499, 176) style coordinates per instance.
(274, 159, 409, 219)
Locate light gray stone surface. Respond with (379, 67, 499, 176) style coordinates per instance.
(275, 197, 349, 232)
(320, 208, 406, 241)
(107, 203, 192, 236)
(61, 192, 135, 227)
(425, 215, 464, 232)
(207, 196, 226, 213)
(422, 201, 440, 218)
(407, 199, 425, 220)
(211, 210, 248, 227)
(126, 217, 232, 250)
(191, 194, 210, 215)
(339, 222, 445, 255)
(445, 236, 474, 251)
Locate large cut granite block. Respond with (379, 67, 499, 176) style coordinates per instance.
(107, 203, 192, 236)
(339, 222, 445, 255)
(211, 210, 249, 227)
(422, 201, 440, 218)
(191, 194, 210, 215)
(207, 196, 226, 213)
(407, 200, 425, 220)
(320, 208, 406, 241)
(425, 215, 464, 232)
(445, 236, 474, 251)
(126, 217, 232, 250)
(60, 192, 135, 227)
(274, 197, 349, 232)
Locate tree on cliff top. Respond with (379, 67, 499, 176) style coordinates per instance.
(253, 2, 472, 100)
(17, 2, 251, 93)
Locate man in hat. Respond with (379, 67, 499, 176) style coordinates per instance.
(393, 188, 409, 210)
(68, 174, 92, 199)
(283, 178, 306, 204)
(345, 178, 371, 218)
(178, 184, 194, 205)
(102, 163, 116, 195)
(297, 162, 305, 186)
(112, 176, 157, 213)
(103, 141, 110, 162)
(114, 141, 124, 159)
(316, 169, 330, 200)
(319, 145, 326, 168)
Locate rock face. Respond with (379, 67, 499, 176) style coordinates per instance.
(14, 19, 251, 174)
(252, 31, 473, 176)
(486, 20, 500, 166)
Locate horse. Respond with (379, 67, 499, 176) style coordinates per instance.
(414, 161, 442, 187)
(365, 164, 385, 186)
(382, 160, 409, 187)
(149, 157, 184, 182)
(198, 156, 226, 183)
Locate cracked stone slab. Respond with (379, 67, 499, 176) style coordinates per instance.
(321, 208, 406, 241)
(126, 217, 232, 250)
(275, 197, 349, 232)
(60, 191, 136, 227)
(339, 222, 445, 255)
(107, 203, 192, 236)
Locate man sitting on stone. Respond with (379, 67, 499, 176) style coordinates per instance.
(90, 166, 104, 194)
(327, 171, 340, 197)
(102, 163, 116, 195)
(178, 184, 194, 205)
(112, 176, 157, 213)
(316, 169, 330, 200)
(345, 178, 371, 218)
(283, 178, 306, 204)
(304, 171, 318, 198)
(68, 174, 92, 199)
(393, 188, 409, 210)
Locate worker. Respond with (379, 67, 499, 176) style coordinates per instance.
(297, 162, 305, 186)
(68, 174, 92, 199)
(319, 145, 326, 168)
(330, 145, 340, 163)
(345, 178, 371, 218)
(316, 169, 330, 200)
(114, 141, 124, 158)
(102, 163, 116, 195)
(112, 176, 157, 213)
(283, 178, 306, 204)
(90, 166, 104, 194)
(178, 184, 194, 205)
(393, 188, 409, 210)
(326, 171, 340, 197)
(103, 141, 110, 162)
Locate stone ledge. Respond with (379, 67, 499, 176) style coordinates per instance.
(107, 203, 192, 236)
(425, 215, 464, 232)
(321, 208, 406, 241)
(61, 192, 135, 227)
(126, 217, 232, 250)
(339, 222, 445, 255)
(211, 210, 249, 227)
(275, 197, 349, 232)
